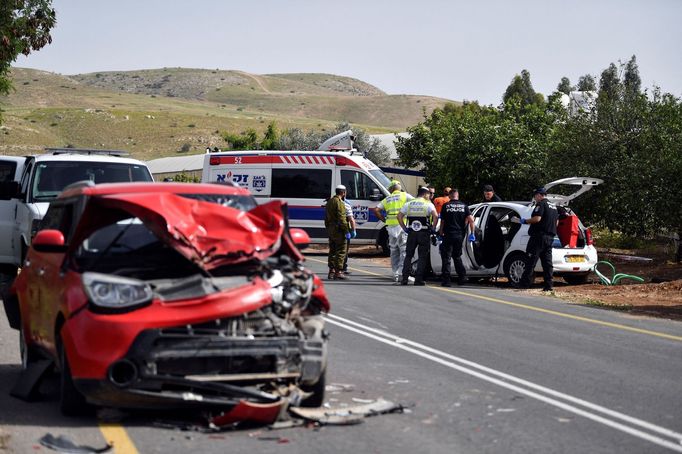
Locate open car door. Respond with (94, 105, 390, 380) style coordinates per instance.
(543, 177, 603, 206)
(461, 205, 488, 271)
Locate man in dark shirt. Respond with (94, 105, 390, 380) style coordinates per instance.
(438, 188, 475, 287)
(519, 187, 558, 291)
(482, 184, 502, 203)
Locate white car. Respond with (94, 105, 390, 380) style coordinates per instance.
(429, 177, 603, 286)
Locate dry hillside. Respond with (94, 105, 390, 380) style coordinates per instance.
(0, 67, 455, 161)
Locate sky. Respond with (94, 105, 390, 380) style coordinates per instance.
(15, 0, 682, 106)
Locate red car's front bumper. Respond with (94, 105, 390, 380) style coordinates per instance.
(61, 278, 326, 410)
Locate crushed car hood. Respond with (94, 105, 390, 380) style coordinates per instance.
(70, 193, 286, 270)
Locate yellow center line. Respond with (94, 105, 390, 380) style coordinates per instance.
(99, 423, 139, 454)
(307, 256, 682, 342)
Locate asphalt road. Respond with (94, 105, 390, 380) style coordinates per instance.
(1, 253, 681, 453)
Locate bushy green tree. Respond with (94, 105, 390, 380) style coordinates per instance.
(222, 128, 258, 150)
(260, 121, 279, 150)
(503, 69, 544, 107)
(396, 99, 558, 203)
(576, 74, 597, 91)
(557, 77, 573, 95)
(623, 55, 641, 99)
(599, 63, 621, 100)
(0, 0, 55, 122)
(550, 59, 682, 260)
(397, 62, 682, 261)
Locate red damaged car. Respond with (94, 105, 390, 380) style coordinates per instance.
(4, 182, 330, 418)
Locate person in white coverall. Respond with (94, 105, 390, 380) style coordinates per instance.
(373, 180, 414, 284)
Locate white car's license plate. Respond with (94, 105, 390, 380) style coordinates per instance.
(565, 255, 586, 263)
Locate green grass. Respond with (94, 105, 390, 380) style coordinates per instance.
(592, 228, 646, 250)
(582, 297, 634, 311)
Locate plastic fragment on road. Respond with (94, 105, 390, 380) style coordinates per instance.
(39, 433, 112, 453)
(325, 383, 355, 393)
(593, 260, 645, 286)
(210, 400, 286, 427)
(289, 398, 403, 425)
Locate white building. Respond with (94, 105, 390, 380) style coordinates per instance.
(560, 91, 598, 116)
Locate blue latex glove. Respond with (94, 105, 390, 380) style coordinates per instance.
(344, 232, 351, 240)
(520, 218, 526, 224)
(351, 230, 357, 239)
(468, 233, 476, 242)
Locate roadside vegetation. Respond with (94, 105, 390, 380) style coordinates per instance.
(397, 56, 682, 262)
(221, 121, 392, 166)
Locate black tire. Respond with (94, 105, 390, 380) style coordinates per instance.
(58, 341, 90, 416)
(300, 368, 326, 408)
(563, 273, 589, 285)
(2, 290, 21, 330)
(504, 252, 528, 288)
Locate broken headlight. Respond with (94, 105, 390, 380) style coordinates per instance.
(82, 272, 153, 310)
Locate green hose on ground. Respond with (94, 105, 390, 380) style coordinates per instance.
(593, 260, 645, 285)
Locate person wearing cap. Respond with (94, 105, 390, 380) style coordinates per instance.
(433, 186, 452, 215)
(482, 184, 502, 203)
(325, 184, 351, 280)
(373, 180, 413, 284)
(519, 187, 558, 291)
(438, 188, 475, 286)
(398, 187, 438, 286)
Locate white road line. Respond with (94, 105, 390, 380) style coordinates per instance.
(326, 314, 682, 452)
(329, 313, 682, 441)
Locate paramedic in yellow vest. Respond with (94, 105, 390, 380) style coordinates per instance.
(325, 185, 351, 280)
(373, 180, 413, 284)
(398, 187, 438, 286)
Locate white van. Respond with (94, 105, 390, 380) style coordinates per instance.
(0, 150, 153, 278)
(201, 131, 394, 249)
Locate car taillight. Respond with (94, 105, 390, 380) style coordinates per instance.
(585, 228, 594, 246)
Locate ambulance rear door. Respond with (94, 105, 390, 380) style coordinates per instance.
(337, 156, 389, 245)
(270, 153, 335, 242)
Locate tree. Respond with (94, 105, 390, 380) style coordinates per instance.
(599, 63, 621, 100)
(0, 0, 56, 121)
(623, 55, 641, 99)
(260, 121, 279, 150)
(576, 74, 597, 91)
(396, 100, 556, 204)
(275, 122, 392, 165)
(550, 79, 682, 262)
(503, 69, 544, 107)
(557, 77, 573, 95)
(222, 128, 258, 150)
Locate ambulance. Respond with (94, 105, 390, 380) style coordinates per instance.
(201, 131, 394, 250)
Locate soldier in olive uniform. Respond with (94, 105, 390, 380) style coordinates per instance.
(325, 185, 351, 280)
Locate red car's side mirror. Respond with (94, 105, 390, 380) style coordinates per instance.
(32, 229, 67, 253)
(289, 228, 310, 250)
